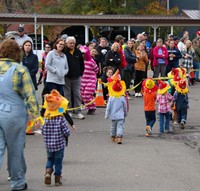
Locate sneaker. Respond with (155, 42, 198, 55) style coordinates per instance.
(180, 121, 185, 129)
(75, 113, 85, 119)
(173, 121, 178, 125)
(146, 126, 152, 135)
(87, 109, 95, 115)
(135, 93, 138, 97)
(138, 93, 142, 97)
(145, 133, 150, 137)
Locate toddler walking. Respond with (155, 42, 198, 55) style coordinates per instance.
(157, 80, 174, 134)
(105, 70, 128, 144)
(173, 79, 189, 129)
(142, 77, 158, 137)
(42, 90, 75, 186)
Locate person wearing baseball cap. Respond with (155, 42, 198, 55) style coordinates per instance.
(15, 26, 33, 48)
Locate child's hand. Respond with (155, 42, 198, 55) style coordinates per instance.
(72, 125, 76, 130)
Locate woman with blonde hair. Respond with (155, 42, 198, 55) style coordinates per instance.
(180, 39, 195, 73)
(105, 42, 121, 73)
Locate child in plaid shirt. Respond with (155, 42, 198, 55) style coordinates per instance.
(157, 80, 174, 134)
(42, 90, 75, 186)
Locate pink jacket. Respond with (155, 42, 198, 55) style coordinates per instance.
(153, 46, 168, 66)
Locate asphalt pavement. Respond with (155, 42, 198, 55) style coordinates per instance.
(1, 81, 200, 191)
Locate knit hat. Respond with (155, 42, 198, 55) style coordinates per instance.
(142, 77, 158, 93)
(157, 80, 170, 95)
(43, 90, 69, 117)
(175, 79, 189, 94)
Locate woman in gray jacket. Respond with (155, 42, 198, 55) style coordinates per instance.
(45, 39, 69, 95)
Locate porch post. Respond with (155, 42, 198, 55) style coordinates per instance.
(85, 25, 89, 44)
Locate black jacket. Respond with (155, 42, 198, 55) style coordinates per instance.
(22, 50, 39, 90)
(105, 50, 121, 72)
(64, 48, 84, 79)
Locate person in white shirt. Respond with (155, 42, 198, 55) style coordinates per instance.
(15, 27, 33, 48)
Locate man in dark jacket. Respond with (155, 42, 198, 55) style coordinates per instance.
(166, 40, 182, 75)
(63, 36, 85, 119)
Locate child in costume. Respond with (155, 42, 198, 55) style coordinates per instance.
(173, 79, 189, 129)
(142, 77, 158, 137)
(105, 70, 128, 144)
(42, 90, 76, 186)
(157, 80, 174, 134)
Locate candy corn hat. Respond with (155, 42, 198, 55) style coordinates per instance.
(43, 90, 69, 117)
(107, 79, 126, 98)
(142, 77, 158, 93)
(157, 80, 170, 95)
(175, 79, 189, 94)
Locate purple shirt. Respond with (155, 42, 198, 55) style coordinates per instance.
(42, 116, 70, 152)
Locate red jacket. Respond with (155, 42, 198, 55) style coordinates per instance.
(118, 44, 127, 68)
(153, 46, 168, 66)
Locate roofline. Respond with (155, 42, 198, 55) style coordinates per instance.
(0, 12, 199, 26)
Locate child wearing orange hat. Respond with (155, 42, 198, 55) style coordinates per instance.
(42, 90, 76, 186)
(157, 80, 174, 134)
(105, 70, 128, 144)
(173, 79, 189, 129)
(142, 77, 158, 137)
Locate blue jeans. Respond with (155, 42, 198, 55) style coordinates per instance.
(193, 62, 200, 79)
(145, 111, 156, 129)
(159, 112, 170, 133)
(0, 127, 6, 169)
(177, 107, 187, 124)
(110, 119, 125, 137)
(46, 148, 65, 176)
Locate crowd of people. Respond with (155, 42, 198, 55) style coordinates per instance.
(0, 26, 199, 190)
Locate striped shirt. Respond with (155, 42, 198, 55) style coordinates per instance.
(42, 116, 70, 152)
(157, 93, 174, 113)
(0, 58, 39, 116)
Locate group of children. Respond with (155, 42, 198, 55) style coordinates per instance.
(39, 67, 189, 187)
(105, 67, 189, 141)
(142, 67, 189, 136)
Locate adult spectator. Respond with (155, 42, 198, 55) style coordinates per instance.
(173, 36, 180, 49)
(38, 42, 53, 85)
(105, 42, 121, 73)
(192, 39, 200, 81)
(134, 33, 144, 50)
(142, 32, 151, 51)
(134, 42, 148, 97)
(149, 41, 157, 73)
(178, 36, 187, 52)
(95, 37, 110, 76)
(179, 40, 195, 74)
(45, 39, 68, 96)
(115, 35, 127, 79)
(153, 38, 168, 77)
(124, 40, 137, 89)
(0, 39, 39, 191)
(193, 31, 200, 44)
(166, 40, 182, 75)
(15, 27, 33, 48)
(22, 40, 39, 90)
(63, 36, 85, 119)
